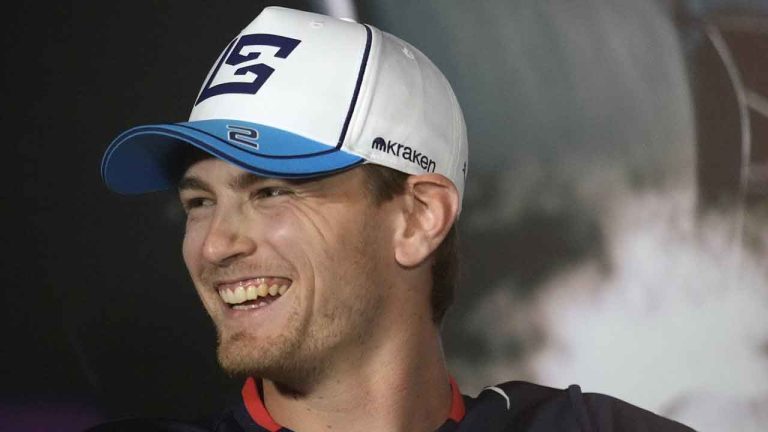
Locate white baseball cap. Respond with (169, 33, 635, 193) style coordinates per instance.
(101, 6, 468, 208)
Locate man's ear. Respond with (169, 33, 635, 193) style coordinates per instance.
(394, 174, 459, 267)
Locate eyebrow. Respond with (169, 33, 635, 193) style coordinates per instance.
(228, 172, 265, 191)
(177, 176, 213, 194)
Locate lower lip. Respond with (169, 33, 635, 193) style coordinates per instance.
(222, 291, 289, 318)
(232, 298, 273, 311)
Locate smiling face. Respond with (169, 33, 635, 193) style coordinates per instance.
(179, 157, 400, 387)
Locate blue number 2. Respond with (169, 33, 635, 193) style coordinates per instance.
(195, 34, 301, 106)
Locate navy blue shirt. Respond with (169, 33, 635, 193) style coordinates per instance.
(88, 377, 695, 431)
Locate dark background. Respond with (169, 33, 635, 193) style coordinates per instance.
(2, 0, 316, 422)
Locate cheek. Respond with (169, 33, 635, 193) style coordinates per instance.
(267, 199, 329, 239)
(262, 209, 319, 270)
(297, 204, 379, 275)
(264, 204, 342, 287)
(181, 223, 206, 276)
(180, 225, 224, 316)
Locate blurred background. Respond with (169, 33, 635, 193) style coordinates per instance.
(2, 0, 767, 431)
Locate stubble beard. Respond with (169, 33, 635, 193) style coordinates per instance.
(215, 304, 315, 385)
(215, 283, 384, 393)
(213, 221, 387, 393)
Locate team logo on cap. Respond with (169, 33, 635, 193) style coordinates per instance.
(227, 125, 260, 152)
(195, 34, 301, 106)
(371, 137, 436, 172)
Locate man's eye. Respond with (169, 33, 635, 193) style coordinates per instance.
(183, 197, 214, 211)
(253, 187, 291, 199)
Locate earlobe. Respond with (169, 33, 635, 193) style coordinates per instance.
(394, 174, 459, 268)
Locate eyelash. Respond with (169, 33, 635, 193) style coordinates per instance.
(183, 197, 213, 211)
(252, 187, 291, 199)
(182, 187, 291, 212)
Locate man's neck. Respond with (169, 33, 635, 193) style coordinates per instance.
(262, 325, 452, 432)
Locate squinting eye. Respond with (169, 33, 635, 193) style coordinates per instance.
(183, 197, 214, 211)
(253, 187, 291, 199)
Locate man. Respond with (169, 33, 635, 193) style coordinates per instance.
(96, 6, 694, 432)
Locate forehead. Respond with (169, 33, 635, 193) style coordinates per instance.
(183, 155, 250, 179)
(179, 159, 262, 193)
(178, 147, 286, 184)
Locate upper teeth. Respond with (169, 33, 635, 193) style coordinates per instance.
(219, 283, 289, 305)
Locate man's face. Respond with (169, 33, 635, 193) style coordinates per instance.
(179, 158, 398, 387)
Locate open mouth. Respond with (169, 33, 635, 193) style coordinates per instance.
(217, 277, 292, 311)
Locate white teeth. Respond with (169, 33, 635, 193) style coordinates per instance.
(257, 283, 268, 298)
(223, 290, 234, 304)
(233, 303, 259, 311)
(234, 286, 246, 303)
(218, 281, 292, 305)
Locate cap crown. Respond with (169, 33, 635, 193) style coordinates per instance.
(101, 7, 467, 207)
(191, 6, 468, 203)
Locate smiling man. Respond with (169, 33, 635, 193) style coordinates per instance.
(97, 6, 693, 432)
(178, 158, 455, 413)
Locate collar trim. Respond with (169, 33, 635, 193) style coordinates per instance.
(241, 376, 282, 432)
(241, 375, 467, 430)
(447, 375, 466, 422)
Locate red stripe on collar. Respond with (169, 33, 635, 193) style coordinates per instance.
(448, 375, 466, 422)
(241, 377, 282, 432)
(241, 375, 467, 429)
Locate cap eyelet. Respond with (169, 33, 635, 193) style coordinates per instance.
(401, 46, 414, 59)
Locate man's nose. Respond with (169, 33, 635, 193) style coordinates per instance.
(201, 208, 256, 266)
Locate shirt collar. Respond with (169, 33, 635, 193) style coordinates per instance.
(241, 375, 466, 431)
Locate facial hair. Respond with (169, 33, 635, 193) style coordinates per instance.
(213, 216, 387, 393)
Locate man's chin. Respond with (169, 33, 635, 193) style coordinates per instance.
(217, 331, 271, 378)
(216, 331, 320, 389)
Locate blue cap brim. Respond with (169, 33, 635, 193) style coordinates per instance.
(101, 119, 365, 194)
